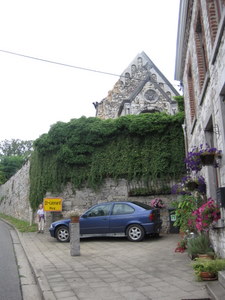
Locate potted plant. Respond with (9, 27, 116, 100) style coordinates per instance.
(150, 198, 165, 209)
(198, 144, 222, 166)
(182, 175, 206, 193)
(171, 183, 191, 195)
(171, 195, 202, 233)
(64, 209, 83, 223)
(184, 146, 203, 172)
(192, 198, 221, 232)
(172, 176, 206, 195)
(187, 233, 215, 260)
(184, 144, 222, 171)
(192, 258, 225, 281)
(175, 238, 187, 253)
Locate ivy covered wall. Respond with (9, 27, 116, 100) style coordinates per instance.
(29, 112, 185, 209)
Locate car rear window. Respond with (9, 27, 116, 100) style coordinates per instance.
(131, 201, 152, 210)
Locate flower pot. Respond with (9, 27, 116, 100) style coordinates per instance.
(199, 271, 217, 280)
(197, 254, 214, 260)
(70, 216, 80, 223)
(186, 181, 199, 191)
(200, 153, 215, 165)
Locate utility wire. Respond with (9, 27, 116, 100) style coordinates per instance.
(0, 49, 180, 88)
(0, 49, 128, 80)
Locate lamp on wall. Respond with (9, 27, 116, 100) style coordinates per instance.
(213, 124, 220, 136)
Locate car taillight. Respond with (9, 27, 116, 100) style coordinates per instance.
(149, 212, 155, 221)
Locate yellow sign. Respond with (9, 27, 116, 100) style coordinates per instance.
(44, 198, 63, 212)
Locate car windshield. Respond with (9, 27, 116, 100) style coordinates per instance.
(131, 201, 152, 210)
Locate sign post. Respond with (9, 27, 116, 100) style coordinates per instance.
(43, 198, 63, 228)
(43, 198, 63, 212)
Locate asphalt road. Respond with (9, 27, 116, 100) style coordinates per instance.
(0, 220, 22, 300)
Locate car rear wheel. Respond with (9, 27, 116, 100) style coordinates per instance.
(56, 226, 70, 242)
(126, 224, 145, 242)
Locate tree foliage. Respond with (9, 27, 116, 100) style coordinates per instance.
(0, 139, 33, 184)
(30, 113, 185, 209)
(174, 96, 184, 112)
(0, 139, 33, 157)
(0, 156, 25, 183)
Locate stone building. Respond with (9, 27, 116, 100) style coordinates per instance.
(94, 51, 180, 119)
(175, 0, 225, 257)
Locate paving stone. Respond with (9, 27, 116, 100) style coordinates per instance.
(16, 232, 211, 300)
(55, 290, 76, 299)
(123, 291, 150, 300)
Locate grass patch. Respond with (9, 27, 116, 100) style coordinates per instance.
(0, 213, 37, 232)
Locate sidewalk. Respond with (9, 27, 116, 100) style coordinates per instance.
(16, 230, 211, 300)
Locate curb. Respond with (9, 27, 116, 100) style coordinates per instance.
(17, 230, 57, 300)
(0, 218, 46, 300)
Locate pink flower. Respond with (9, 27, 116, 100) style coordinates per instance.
(192, 198, 221, 232)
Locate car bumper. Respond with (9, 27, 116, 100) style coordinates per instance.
(143, 221, 162, 234)
(49, 227, 55, 237)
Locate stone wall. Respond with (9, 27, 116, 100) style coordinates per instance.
(46, 179, 177, 233)
(175, 1, 225, 257)
(0, 161, 32, 222)
(210, 228, 225, 258)
(0, 163, 177, 234)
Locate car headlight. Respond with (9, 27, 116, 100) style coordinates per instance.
(50, 224, 53, 229)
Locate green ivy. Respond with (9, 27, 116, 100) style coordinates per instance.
(174, 96, 184, 112)
(29, 113, 185, 209)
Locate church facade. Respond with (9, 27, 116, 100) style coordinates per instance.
(94, 52, 180, 119)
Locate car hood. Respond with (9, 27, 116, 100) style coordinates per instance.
(51, 218, 70, 226)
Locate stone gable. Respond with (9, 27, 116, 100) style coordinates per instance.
(94, 51, 180, 119)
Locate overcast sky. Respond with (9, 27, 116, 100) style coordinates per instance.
(0, 0, 180, 142)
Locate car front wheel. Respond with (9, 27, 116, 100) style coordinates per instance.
(56, 226, 70, 242)
(126, 224, 145, 242)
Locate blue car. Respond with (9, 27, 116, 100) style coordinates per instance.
(49, 201, 162, 242)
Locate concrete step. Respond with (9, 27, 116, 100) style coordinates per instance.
(206, 276, 225, 300)
(219, 270, 225, 289)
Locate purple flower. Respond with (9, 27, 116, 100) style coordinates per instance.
(184, 144, 222, 172)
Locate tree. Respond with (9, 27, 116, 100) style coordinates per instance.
(0, 139, 33, 184)
(0, 170, 6, 184)
(0, 139, 33, 157)
(0, 156, 25, 182)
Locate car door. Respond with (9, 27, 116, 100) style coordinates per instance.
(80, 203, 112, 234)
(109, 203, 135, 233)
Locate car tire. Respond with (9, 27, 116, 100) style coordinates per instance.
(126, 224, 145, 242)
(56, 226, 70, 242)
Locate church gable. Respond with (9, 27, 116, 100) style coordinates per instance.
(95, 51, 180, 119)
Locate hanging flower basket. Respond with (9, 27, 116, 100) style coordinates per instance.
(185, 144, 222, 171)
(200, 153, 216, 166)
(185, 181, 199, 191)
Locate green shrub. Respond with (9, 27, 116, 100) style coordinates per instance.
(29, 113, 185, 209)
(172, 194, 202, 232)
(187, 233, 214, 257)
